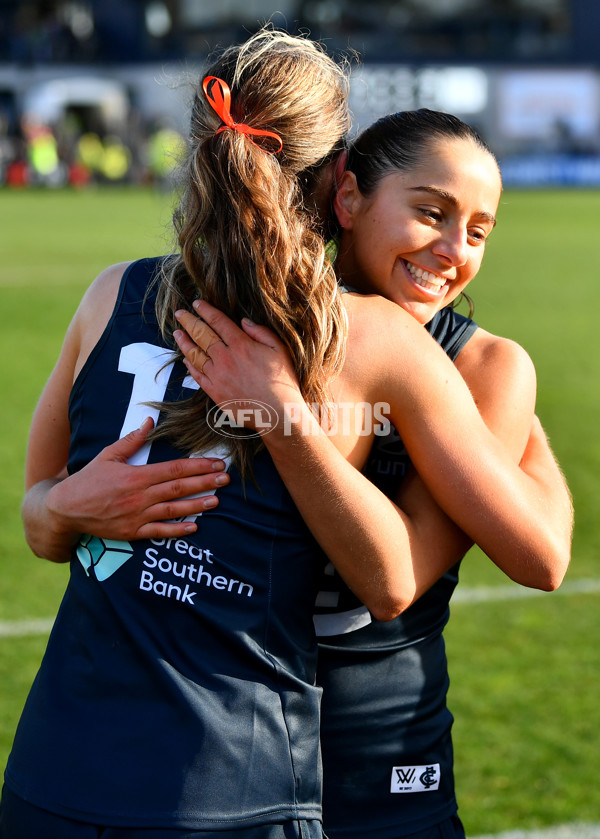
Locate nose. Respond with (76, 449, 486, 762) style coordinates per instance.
(433, 224, 468, 267)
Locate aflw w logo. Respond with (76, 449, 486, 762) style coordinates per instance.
(390, 763, 441, 794)
(395, 768, 416, 785)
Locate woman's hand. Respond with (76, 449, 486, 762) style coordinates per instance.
(174, 301, 305, 427)
(23, 418, 231, 561)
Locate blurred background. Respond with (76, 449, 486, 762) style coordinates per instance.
(0, 0, 599, 188)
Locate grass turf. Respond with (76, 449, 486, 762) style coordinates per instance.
(0, 186, 598, 834)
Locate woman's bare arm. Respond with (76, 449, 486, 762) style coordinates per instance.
(22, 264, 230, 562)
(345, 294, 572, 592)
(390, 328, 570, 599)
(175, 298, 572, 619)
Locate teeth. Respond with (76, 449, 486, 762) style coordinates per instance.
(405, 261, 446, 292)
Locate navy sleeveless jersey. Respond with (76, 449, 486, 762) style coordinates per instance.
(4, 258, 327, 831)
(315, 306, 478, 838)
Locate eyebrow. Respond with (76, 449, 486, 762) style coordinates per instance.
(409, 185, 497, 227)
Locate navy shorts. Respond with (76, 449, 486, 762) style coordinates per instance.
(0, 786, 323, 839)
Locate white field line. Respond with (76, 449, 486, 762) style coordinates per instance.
(451, 577, 600, 605)
(472, 824, 600, 839)
(0, 618, 55, 637)
(0, 578, 599, 639)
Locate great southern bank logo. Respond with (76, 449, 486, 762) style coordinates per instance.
(77, 535, 134, 581)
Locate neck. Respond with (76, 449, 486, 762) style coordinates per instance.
(334, 237, 363, 292)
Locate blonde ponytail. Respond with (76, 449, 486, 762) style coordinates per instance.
(152, 28, 350, 474)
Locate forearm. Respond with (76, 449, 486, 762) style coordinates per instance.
(22, 479, 79, 563)
(267, 401, 572, 604)
(22, 419, 232, 561)
(512, 419, 573, 588)
(400, 412, 572, 590)
(467, 449, 571, 590)
(263, 403, 465, 619)
(366, 323, 573, 590)
(447, 332, 572, 589)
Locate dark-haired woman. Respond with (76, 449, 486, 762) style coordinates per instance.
(172, 110, 572, 839)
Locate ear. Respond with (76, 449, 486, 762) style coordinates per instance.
(333, 170, 360, 230)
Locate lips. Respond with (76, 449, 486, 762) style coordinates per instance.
(404, 260, 447, 293)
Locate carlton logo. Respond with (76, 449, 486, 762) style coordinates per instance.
(207, 399, 279, 439)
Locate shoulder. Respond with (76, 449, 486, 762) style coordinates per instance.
(339, 292, 459, 419)
(72, 261, 133, 379)
(343, 292, 439, 353)
(78, 260, 132, 318)
(342, 292, 451, 374)
(454, 327, 537, 457)
(455, 327, 536, 392)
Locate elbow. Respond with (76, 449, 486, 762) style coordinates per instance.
(369, 603, 401, 623)
(23, 526, 72, 564)
(23, 526, 45, 559)
(535, 500, 574, 592)
(375, 606, 407, 622)
(503, 504, 573, 592)
(539, 528, 573, 591)
(26, 538, 71, 564)
(367, 569, 422, 621)
(540, 555, 569, 591)
(368, 590, 415, 622)
(537, 551, 570, 592)
(509, 541, 571, 593)
(531, 570, 564, 593)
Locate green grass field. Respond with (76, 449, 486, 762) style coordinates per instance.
(0, 187, 598, 835)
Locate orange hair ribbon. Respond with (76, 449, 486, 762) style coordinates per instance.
(202, 76, 283, 154)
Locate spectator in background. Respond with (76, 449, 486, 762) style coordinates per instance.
(146, 119, 185, 188)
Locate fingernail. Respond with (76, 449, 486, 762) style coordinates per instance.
(203, 496, 218, 509)
(193, 299, 201, 310)
(174, 310, 184, 319)
(215, 474, 229, 486)
(242, 317, 255, 326)
(211, 459, 226, 470)
(184, 524, 197, 533)
(173, 330, 182, 341)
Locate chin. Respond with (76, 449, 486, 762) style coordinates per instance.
(397, 298, 440, 325)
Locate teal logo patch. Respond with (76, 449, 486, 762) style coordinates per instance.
(76, 535, 134, 581)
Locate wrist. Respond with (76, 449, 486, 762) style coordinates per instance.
(266, 398, 321, 445)
(261, 399, 334, 473)
(45, 478, 81, 543)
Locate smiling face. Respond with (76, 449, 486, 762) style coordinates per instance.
(334, 136, 502, 324)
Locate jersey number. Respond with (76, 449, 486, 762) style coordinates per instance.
(117, 342, 230, 521)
